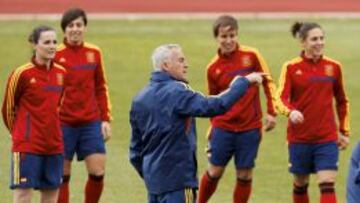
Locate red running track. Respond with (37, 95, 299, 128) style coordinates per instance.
(0, 0, 360, 13)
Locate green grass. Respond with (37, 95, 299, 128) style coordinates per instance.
(0, 18, 359, 202)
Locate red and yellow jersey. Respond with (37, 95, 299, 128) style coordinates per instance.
(206, 45, 277, 132)
(55, 40, 112, 126)
(276, 53, 350, 143)
(2, 58, 66, 154)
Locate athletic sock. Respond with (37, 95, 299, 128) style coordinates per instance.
(57, 175, 70, 203)
(319, 182, 336, 203)
(84, 174, 104, 203)
(233, 178, 252, 203)
(293, 183, 309, 203)
(197, 171, 220, 203)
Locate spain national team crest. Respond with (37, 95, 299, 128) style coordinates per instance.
(86, 51, 95, 63)
(56, 73, 64, 85)
(241, 55, 252, 67)
(325, 65, 334, 76)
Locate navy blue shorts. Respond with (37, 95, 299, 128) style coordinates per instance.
(148, 188, 196, 203)
(288, 141, 339, 174)
(207, 127, 261, 169)
(61, 120, 106, 161)
(10, 152, 63, 190)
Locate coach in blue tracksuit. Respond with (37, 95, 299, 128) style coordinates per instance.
(129, 44, 266, 203)
(347, 141, 360, 203)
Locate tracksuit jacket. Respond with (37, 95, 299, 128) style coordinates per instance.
(276, 53, 350, 143)
(2, 58, 66, 154)
(129, 71, 250, 194)
(206, 45, 277, 132)
(55, 40, 111, 126)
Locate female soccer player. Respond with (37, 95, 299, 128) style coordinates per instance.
(198, 15, 277, 203)
(277, 22, 350, 203)
(55, 8, 112, 203)
(2, 25, 66, 203)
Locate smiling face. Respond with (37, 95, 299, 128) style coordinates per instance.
(33, 30, 57, 62)
(301, 27, 325, 60)
(64, 17, 86, 45)
(216, 25, 238, 55)
(163, 48, 188, 82)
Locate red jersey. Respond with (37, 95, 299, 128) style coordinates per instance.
(55, 40, 112, 126)
(207, 45, 276, 132)
(276, 54, 350, 144)
(2, 58, 66, 154)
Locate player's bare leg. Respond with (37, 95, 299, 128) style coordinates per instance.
(63, 160, 72, 176)
(198, 164, 225, 203)
(208, 164, 225, 178)
(317, 170, 336, 185)
(293, 174, 310, 203)
(40, 189, 59, 203)
(13, 188, 33, 203)
(294, 174, 310, 186)
(317, 170, 337, 203)
(85, 154, 105, 176)
(84, 153, 106, 203)
(236, 168, 252, 180)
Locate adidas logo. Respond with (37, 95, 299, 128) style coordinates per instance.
(30, 78, 36, 84)
(295, 69, 302, 75)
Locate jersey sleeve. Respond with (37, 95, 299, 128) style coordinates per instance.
(254, 51, 277, 116)
(2, 70, 25, 132)
(94, 49, 112, 122)
(334, 65, 350, 136)
(129, 102, 144, 178)
(276, 62, 295, 116)
(206, 65, 219, 95)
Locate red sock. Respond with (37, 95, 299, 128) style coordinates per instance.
(319, 182, 336, 203)
(233, 178, 252, 203)
(57, 175, 70, 203)
(84, 174, 104, 203)
(197, 171, 219, 203)
(293, 183, 309, 203)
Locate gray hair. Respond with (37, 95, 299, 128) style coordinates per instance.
(151, 44, 181, 71)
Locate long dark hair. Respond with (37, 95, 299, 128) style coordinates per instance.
(28, 25, 55, 44)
